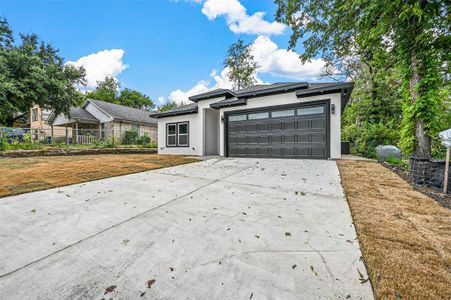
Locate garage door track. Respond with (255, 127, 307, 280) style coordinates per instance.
(0, 158, 373, 299)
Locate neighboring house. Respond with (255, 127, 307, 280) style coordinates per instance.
(47, 99, 157, 144)
(30, 104, 66, 140)
(152, 82, 353, 159)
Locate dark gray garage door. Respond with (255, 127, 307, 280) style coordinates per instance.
(226, 103, 329, 159)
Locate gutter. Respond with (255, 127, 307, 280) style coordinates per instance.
(151, 106, 199, 118)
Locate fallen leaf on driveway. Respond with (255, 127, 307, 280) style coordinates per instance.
(104, 285, 116, 294)
(147, 279, 156, 289)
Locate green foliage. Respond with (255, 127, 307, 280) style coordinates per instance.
(224, 39, 260, 90)
(384, 155, 408, 170)
(275, 0, 449, 159)
(86, 76, 118, 103)
(137, 133, 151, 145)
(341, 64, 403, 157)
(104, 137, 119, 148)
(86, 77, 155, 110)
(158, 102, 177, 112)
(0, 17, 86, 126)
(0, 132, 41, 151)
(119, 88, 155, 110)
(122, 129, 139, 145)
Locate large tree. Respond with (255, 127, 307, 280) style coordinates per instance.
(86, 76, 155, 110)
(119, 88, 155, 110)
(0, 18, 86, 127)
(157, 101, 177, 112)
(85, 76, 118, 104)
(275, 0, 450, 159)
(224, 39, 260, 90)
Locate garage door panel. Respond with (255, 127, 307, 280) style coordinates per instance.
(227, 103, 328, 159)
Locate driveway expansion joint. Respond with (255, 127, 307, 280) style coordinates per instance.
(0, 163, 258, 279)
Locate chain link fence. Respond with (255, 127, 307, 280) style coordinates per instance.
(0, 126, 156, 148)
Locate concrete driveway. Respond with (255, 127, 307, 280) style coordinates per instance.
(0, 158, 373, 299)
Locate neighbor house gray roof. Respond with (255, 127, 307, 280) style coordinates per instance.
(87, 99, 157, 125)
(48, 99, 157, 125)
(153, 82, 354, 117)
(68, 107, 99, 122)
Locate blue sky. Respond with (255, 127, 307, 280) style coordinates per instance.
(1, 0, 327, 105)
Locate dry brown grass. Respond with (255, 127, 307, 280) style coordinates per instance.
(337, 160, 451, 300)
(0, 154, 198, 198)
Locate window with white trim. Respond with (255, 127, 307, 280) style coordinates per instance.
(166, 122, 189, 147)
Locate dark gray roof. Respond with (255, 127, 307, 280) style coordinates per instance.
(69, 107, 98, 122)
(87, 99, 157, 125)
(209, 97, 247, 109)
(189, 82, 311, 101)
(151, 103, 198, 118)
(156, 82, 354, 117)
(188, 89, 234, 101)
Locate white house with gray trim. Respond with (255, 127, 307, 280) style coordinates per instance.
(152, 82, 353, 159)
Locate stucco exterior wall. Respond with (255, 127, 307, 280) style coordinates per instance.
(219, 92, 342, 159)
(157, 92, 342, 159)
(157, 113, 201, 155)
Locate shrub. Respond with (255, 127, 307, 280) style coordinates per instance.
(122, 129, 138, 145)
(385, 155, 408, 169)
(104, 137, 119, 148)
(142, 141, 157, 148)
(137, 133, 151, 145)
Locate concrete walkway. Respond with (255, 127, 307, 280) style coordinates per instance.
(0, 158, 373, 299)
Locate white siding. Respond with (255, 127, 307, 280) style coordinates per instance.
(84, 102, 112, 123)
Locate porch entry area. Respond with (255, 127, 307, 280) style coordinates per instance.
(203, 108, 220, 155)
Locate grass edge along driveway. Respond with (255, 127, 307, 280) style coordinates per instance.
(337, 160, 450, 300)
(0, 154, 198, 198)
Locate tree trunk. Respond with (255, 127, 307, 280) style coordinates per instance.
(410, 54, 431, 159)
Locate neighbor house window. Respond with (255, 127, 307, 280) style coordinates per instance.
(32, 108, 38, 122)
(41, 109, 51, 121)
(132, 123, 140, 137)
(166, 122, 189, 147)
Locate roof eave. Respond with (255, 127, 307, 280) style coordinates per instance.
(210, 98, 247, 109)
(238, 82, 309, 98)
(111, 117, 157, 125)
(189, 90, 235, 102)
(152, 107, 199, 118)
(295, 83, 354, 98)
(295, 83, 355, 114)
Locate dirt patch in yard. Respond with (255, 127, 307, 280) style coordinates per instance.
(0, 154, 198, 198)
(337, 160, 451, 300)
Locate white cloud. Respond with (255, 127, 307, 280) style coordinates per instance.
(168, 68, 234, 105)
(168, 67, 268, 105)
(66, 49, 128, 90)
(201, 0, 285, 35)
(169, 80, 211, 105)
(251, 35, 326, 80)
(157, 96, 166, 105)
